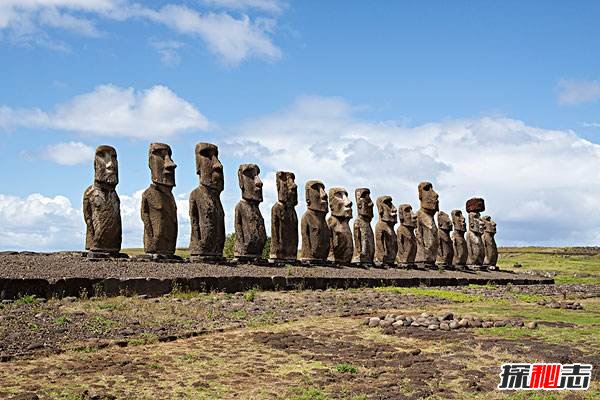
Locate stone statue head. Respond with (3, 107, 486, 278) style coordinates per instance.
(451, 209, 466, 232)
(195, 143, 223, 192)
(399, 204, 416, 228)
(468, 212, 483, 234)
(377, 196, 397, 224)
(149, 143, 176, 187)
(94, 145, 118, 186)
(355, 188, 373, 221)
(481, 215, 497, 234)
(437, 211, 452, 231)
(418, 181, 439, 214)
(238, 163, 263, 203)
(276, 171, 298, 206)
(305, 180, 328, 213)
(329, 187, 352, 218)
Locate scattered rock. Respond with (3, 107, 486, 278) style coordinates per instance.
(449, 321, 459, 330)
(440, 312, 454, 321)
(482, 321, 493, 328)
(428, 324, 439, 330)
(526, 321, 538, 329)
(440, 322, 450, 331)
(9, 393, 39, 400)
(62, 296, 77, 303)
(368, 317, 381, 327)
(493, 321, 506, 328)
(458, 318, 469, 328)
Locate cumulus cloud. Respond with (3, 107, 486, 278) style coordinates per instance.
(0, 84, 209, 139)
(41, 141, 94, 165)
(557, 79, 600, 105)
(228, 96, 600, 246)
(0, 0, 282, 65)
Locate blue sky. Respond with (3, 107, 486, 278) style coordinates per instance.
(1, 0, 600, 250)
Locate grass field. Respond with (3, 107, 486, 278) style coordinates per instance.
(1, 247, 597, 399)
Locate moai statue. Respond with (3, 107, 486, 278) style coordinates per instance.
(269, 171, 299, 263)
(374, 196, 397, 267)
(234, 164, 267, 261)
(396, 204, 417, 265)
(482, 215, 498, 267)
(300, 180, 330, 263)
(451, 210, 468, 267)
(140, 143, 179, 259)
(83, 145, 125, 259)
(327, 187, 354, 263)
(436, 211, 454, 267)
(189, 143, 225, 262)
(352, 188, 375, 265)
(466, 198, 485, 267)
(415, 182, 439, 267)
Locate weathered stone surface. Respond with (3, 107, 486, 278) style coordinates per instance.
(482, 215, 498, 266)
(436, 211, 454, 266)
(466, 209, 485, 266)
(374, 196, 397, 265)
(189, 143, 225, 259)
(396, 204, 417, 264)
(451, 210, 468, 266)
(270, 171, 298, 261)
(327, 187, 354, 263)
(415, 182, 439, 265)
(466, 197, 485, 213)
(301, 180, 330, 261)
(141, 143, 178, 256)
(83, 145, 122, 257)
(352, 188, 375, 264)
(234, 164, 266, 259)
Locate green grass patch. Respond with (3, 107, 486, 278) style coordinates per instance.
(244, 288, 258, 302)
(376, 287, 485, 303)
(335, 363, 358, 374)
(54, 316, 72, 325)
(229, 310, 247, 320)
(87, 315, 117, 334)
(15, 294, 38, 305)
(512, 293, 550, 303)
(287, 387, 330, 400)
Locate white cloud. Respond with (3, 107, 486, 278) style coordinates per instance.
(42, 141, 94, 165)
(581, 122, 600, 128)
(150, 39, 184, 66)
(0, 0, 282, 65)
(557, 79, 600, 105)
(228, 96, 600, 246)
(0, 84, 210, 139)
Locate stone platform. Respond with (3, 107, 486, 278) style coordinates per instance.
(0, 253, 553, 299)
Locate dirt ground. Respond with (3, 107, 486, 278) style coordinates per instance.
(0, 283, 598, 399)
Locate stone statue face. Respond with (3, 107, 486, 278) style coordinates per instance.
(305, 180, 328, 213)
(329, 187, 352, 218)
(437, 211, 452, 231)
(468, 212, 483, 234)
(355, 188, 373, 220)
(399, 204, 416, 228)
(149, 143, 176, 187)
(196, 143, 223, 192)
(418, 181, 439, 214)
(451, 209, 466, 232)
(482, 215, 497, 234)
(94, 145, 118, 186)
(238, 164, 263, 203)
(377, 196, 397, 223)
(276, 171, 298, 206)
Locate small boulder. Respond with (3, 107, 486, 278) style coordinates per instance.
(440, 322, 450, 331)
(449, 321, 459, 330)
(493, 321, 506, 328)
(368, 317, 381, 327)
(482, 321, 494, 328)
(428, 324, 439, 330)
(526, 321, 538, 329)
(458, 318, 469, 328)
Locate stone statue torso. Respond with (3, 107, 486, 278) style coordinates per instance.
(234, 199, 266, 257)
(328, 216, 353, 263)
(141, 184, 178, 255)
(83, 185, 122, 252)
(437, 228, 454, 266)
(270, 202, 298, 260)
(374, 220, 397, 264)
(452, 231, 468, 266)
(189, 185, 225, 256)
(466, 230, 485, 265)
(352, 217, 374, 263)
(396, 225, 417, 263)
(415, 209, 438, 264)
(301, 210, 330, 260)
(483, 231, 498, 266)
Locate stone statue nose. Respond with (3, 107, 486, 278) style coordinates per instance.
(164, 156, 176, 170)
(256, 177, 263, 187)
